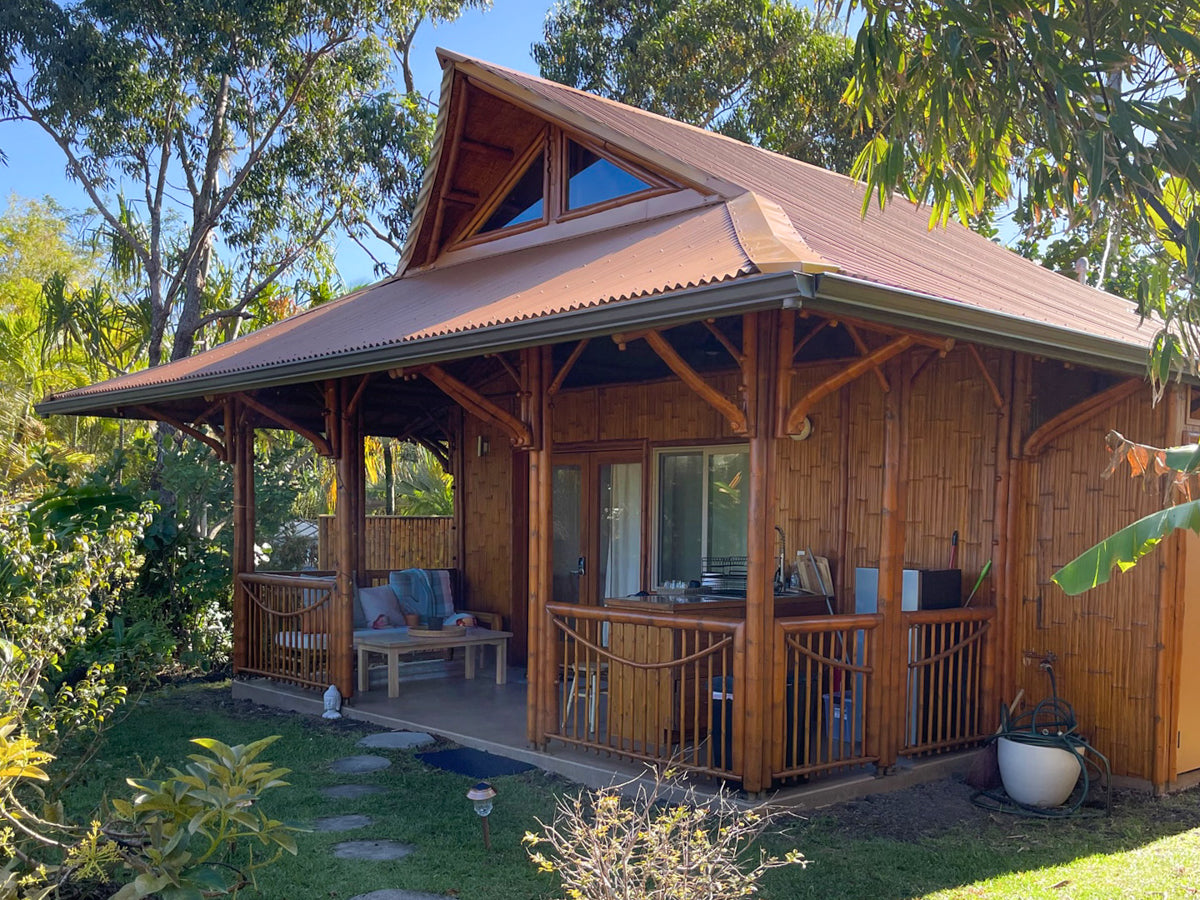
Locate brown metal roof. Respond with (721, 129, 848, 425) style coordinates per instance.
(46, 202, 757, 405)
(460, 55, 1150, 350)
(41, 52, 1155, 416)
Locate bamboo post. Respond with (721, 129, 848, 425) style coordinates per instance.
(525, 347, 553, 746)
(742, 310, 778, 793)
(982, 350, 1013, 728)
(332, 379, 358, 698)
(1153, 385, 1187, 788)
(876, 356, 909, 770)
(999, 355, 1032, 707)
(231, 399, 253, 674)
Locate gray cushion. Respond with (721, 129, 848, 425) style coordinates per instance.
(357, 584, 405, 627)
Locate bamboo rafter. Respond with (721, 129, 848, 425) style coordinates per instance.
(488, 352, 522, 389)
(419, 364, 533, 448)
(641, 329, 748, 434)
(844, 323, 891, 393)
(192, 398, 226, 428)
(1022, 377, 1143, 457)
(967, 345, 1005, 409)
(135, 406, 228, 460)
(346, 374, 372, 417)
(236, 392, 333, 457)
(784, 335, 915, 434)
(548, 339, 590, 395)
(703, 319, 744, 365)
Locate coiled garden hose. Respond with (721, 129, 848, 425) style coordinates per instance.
(970, 664, 1112, 818)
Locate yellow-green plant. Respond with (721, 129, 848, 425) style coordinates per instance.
(107, 736, 298, 899)
(524, 769, 805, 900)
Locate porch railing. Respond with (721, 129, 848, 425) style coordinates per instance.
(773, 615, 881, 780)
(902, 607, 994, 755)
(238, 572, 338, 690)
(544, 603, 746, 778)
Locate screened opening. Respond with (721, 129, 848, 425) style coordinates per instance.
(566, 141, 652, 211)
(479, 152, 545, 234)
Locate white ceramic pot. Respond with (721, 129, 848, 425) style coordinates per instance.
(996, 735, 1081, 807)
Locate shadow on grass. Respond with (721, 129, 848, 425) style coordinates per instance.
(759, 779, 1200, 900)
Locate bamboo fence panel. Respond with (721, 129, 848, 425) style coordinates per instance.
(1014, 388, 1169, 778)
(545, 602, 745, 779)
(773, 615, 881, 780)
(318, 515, 454, 570)
(901, 607, 993, 754)
(239, 572, 337, 690)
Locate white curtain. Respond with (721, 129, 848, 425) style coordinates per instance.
(603, 463, 642, 599)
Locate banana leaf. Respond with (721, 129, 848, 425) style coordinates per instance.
(1052, 498, 1200, 595)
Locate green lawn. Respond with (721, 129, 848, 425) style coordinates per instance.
(60, 683, 1200, 900)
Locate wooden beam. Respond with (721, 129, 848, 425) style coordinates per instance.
(420, 364, 533, 448)
(445, 188, 481, 204)
(332, 380, 357, 698)
(192, 398, 226, 428)
(968, 345, 1005, 409)
(844, 323, 890, 393)
(134, 406, 227, 460)
(643, 330, 748, 434)
(775, 310, 796, 437)
(1021, 377, 1143, 457)
(230, 405, 252, 675)
(488, 352, 522, 389)
(460, 137, 515, 161)
(791, 319, 828, 364)
(703, 319, 744, 366)
(346, 373, 371, 417)
(547, 338, 589, 396)
(785, 335, 915, 434)
(236, 391, 333, 457)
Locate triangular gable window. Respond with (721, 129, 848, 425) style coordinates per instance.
(566, 140, 653, 211)
(478, 151, 546, 235)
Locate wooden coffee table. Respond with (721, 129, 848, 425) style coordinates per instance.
(355, 627, 512, 698)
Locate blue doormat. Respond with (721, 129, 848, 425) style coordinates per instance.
(416, 747, 534, 778)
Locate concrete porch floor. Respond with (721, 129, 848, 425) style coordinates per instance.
(233, 659, 971, 809)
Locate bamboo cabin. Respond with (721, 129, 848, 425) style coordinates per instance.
(38, 52, 1200, 794)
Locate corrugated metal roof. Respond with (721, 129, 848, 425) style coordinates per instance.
(467, 56, 1151, 350)
(41, 53, 1155, 414)
(49, 203, 755, 402)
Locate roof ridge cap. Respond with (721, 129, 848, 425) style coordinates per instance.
(725, 192, 839, 275)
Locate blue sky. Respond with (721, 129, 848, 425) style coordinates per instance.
(0, 0, 552, 286)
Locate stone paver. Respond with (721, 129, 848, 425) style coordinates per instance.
(358, 731, 436, 751)
(330, 754, 391, 774)
(313, 814, 373, 832)
(349, 892, 446, 900)
(332, 840, 414, 861)
(321, 784, 387, 800)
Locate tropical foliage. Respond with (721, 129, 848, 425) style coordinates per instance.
(841, 0, 1200, 391)
(534, 0, 859, 172)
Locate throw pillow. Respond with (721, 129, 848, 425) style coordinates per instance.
(358, 584, 406, 627)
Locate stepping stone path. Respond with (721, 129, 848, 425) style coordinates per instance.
(330, 754, 391, 774)
(322, 732, 442, 897)
(313, 814, 373, 832)
(359, 731, 436, 751)
(321, 784, 387, 801)
(332, 840, 414, 861)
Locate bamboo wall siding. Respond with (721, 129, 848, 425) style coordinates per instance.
(552, 372, 742, 445)
(460, 413, 517, 631)
(903, 348, 1002, 585)
(839, 375, 887, 608)
(317, 515, 455, 570)
(1014, 391, 1169, 778)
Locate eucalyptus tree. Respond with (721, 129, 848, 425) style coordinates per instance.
(0, 0, 483, 366)
(534, 0, 859, 173)
(841, 0, 1200, 391)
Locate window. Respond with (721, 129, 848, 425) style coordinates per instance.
(478, 152, 545, 234)
(566, 140, 652, 211)
(655, 447, 749, 585)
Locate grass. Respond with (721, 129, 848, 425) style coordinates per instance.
(57, 682, 1200, 900)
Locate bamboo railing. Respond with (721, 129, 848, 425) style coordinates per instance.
(773, 615, 881, 780)
(902, 607, 994, 755)
(239, 572, 338, 690)
(544, 603, 746, 778)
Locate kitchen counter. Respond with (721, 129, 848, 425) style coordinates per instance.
(604, 591, 833, 618)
